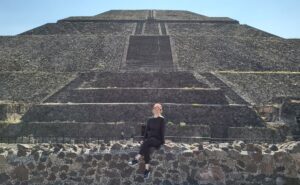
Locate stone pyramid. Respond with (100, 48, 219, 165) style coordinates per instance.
(0, 10, 299, 141)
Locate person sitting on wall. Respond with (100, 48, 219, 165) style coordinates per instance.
(128, 103, 166, 179)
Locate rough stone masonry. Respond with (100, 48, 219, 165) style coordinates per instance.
(0, 140, 300, 185)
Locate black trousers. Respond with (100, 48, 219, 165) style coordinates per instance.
(139, 137, 161, 164)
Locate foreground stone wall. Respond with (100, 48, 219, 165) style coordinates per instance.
(0, 140, 300, 185)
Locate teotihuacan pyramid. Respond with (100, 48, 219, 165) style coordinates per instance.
(0, 10, 299, 141)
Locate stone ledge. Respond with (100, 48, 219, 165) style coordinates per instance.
(0, 140, 300, 185)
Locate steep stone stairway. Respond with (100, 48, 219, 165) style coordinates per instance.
(124, 10, 171, 72)
(122, 36, 174, 72)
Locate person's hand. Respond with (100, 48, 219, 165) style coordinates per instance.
(163, 140, 171, 146)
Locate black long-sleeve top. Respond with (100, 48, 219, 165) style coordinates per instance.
(143, 115, 166, 145)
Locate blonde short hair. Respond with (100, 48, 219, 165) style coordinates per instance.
(153, 103, 162, 111)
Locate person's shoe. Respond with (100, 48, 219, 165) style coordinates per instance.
(144, 169, 151, 179)
(128, 158, 138, 166)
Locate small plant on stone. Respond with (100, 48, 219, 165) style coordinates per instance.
(192, 103, 201, 107)
(92, 63, 105, 70)
(179, 122, 186, 127)
(167, 121, 174, 125)
(4, 113, 22, 124)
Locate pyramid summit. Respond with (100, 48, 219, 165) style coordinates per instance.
(59, 9, 238, 22)
(0, 10, 299, 141)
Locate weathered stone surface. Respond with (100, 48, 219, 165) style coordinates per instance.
(93, 153, 102, 160)
(103, 153, 112, 161)
(59, 172, 67, 180)
(270, 144, 278, 151)
(83, 176, 94, 184)
(47, 173, 56, 181)
(111, 143, 123, 150)
(0, 173, 10, 183)
(57, 151, 65, 159)
(104, 169, 121, 178)
(174, 35, 299, 73)
(217, 73, 300, 105)
(10, 164, 29, 181)
(75, 156, 84, 162)
(0, 73, 75, 103)
(16, 144, 31, 157)
(37, 163, 46, 171)
(66, 152, 77, 158)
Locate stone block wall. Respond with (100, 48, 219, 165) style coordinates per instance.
(0, 104, 6, 121)
(216, 72, 300, 105)
(20, 22, 135, 36)
(0, 141, 300, 185)
(172, 36, 299, 72)
(0, 72, 76, 103)
(0, 35, 127, 72)
(228, 127, 287, 143)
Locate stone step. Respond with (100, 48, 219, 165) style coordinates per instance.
(45, 88, 227, 104)
(123, 64, 174, 71)
(18, 122, 211, 138)
(123, 61, 174, 67)
(144, 22, 160, 35)
(21, 103, 264, 137)
(201, 73, 249, 104)
(160, 23, 167, 35)
(121, 65, 175, 72)
(135, 22, 143, 35)
(124, 35, 173, 71)
(126, 36, 173, 61)
(122, 63, 174, 66)
(81, 71, 209, 88)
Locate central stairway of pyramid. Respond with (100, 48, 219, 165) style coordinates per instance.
(123, 35, 174, 72)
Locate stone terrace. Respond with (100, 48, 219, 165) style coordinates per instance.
(0, 72, 76, 103)
(167, 23, 278, 38)
(216, 72, 300, 105)
(20, 22, 135, 35)
(172, 36, 299, 72)
(0, 35, 127, 72)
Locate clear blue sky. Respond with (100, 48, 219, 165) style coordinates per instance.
(0, 0, 299, 38)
